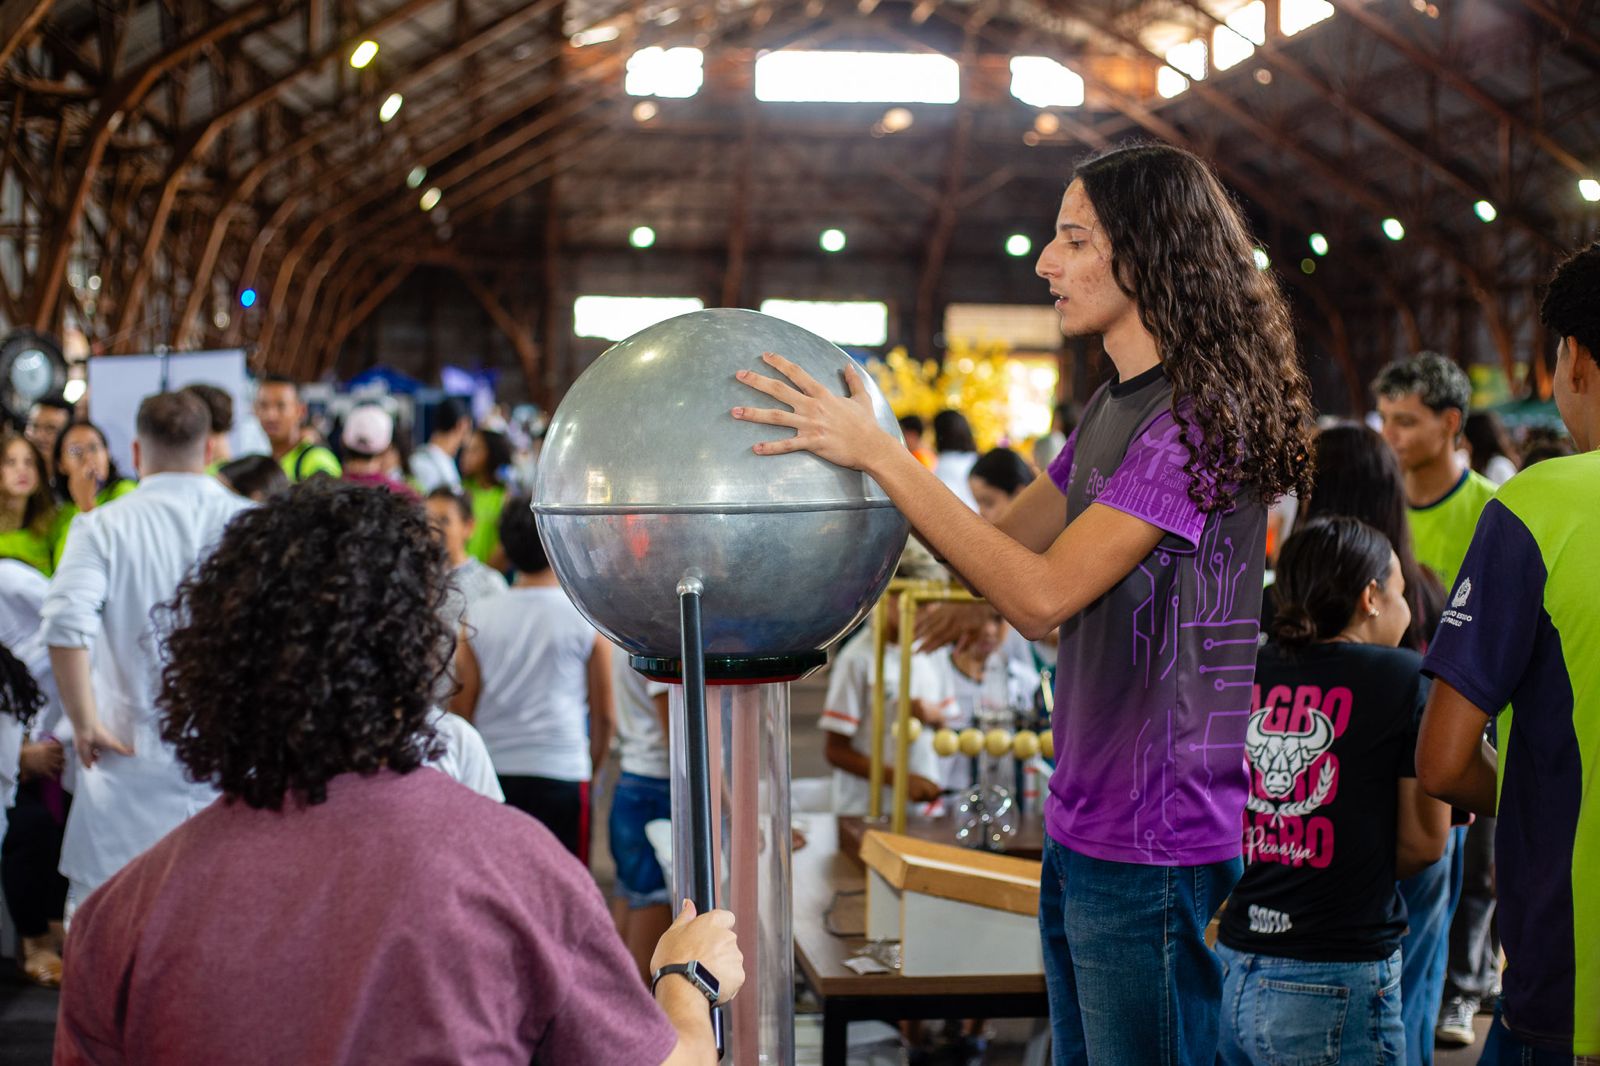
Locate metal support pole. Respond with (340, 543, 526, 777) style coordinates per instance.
(867, 595, 889, 821)
(676, 573, 724, 1059)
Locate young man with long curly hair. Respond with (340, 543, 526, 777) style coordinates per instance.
(56, 482, 745, 1065)
(735, 142, 1315, 1063)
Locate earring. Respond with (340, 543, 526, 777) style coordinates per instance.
(1368, 608, 1380, 618)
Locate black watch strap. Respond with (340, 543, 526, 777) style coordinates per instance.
(652, 961, 719, 1004)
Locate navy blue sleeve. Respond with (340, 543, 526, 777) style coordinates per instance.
(1421, 499, 1546, 717)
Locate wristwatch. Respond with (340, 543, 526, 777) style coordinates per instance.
(651, 960, 721, 1005)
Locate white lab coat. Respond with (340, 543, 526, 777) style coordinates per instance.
(41, 474, 252, 895)
(0, 559, 65, 838)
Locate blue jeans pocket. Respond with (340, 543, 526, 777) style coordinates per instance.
(1253, 978, 1349, 1066)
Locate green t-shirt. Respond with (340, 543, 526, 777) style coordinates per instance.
(0, 526, 55, 576)
(1407, 467, 1497, 589)
(280, 442, 342, 483)
(465, 481, 507, 565)
(49, 479, 139, 569)
(1421, 450, 1600, 1054)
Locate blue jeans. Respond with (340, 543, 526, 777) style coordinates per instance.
(1216, 943, 1405, 1065)
(607, 772, 671, 908)
(1038, 836, 1241, 1065)
(1400, 825, 1467, 1065)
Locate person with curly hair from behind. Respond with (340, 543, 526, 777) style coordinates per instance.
(54, 480, 744, 1066)
(734, 142, 1316, 1063)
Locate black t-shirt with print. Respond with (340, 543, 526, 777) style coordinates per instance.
(1218, 641, 1428, 962)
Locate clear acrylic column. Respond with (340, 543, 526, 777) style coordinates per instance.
(668, 681, 795, 1066)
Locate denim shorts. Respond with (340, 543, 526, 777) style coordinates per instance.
(608, 772, 672, 909)
(1216, 942, 1404, 1066)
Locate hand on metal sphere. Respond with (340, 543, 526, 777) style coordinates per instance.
(731, 352, 894, 472)
(651, 899, 746, 1007)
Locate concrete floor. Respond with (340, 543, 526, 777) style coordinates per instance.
(0, 665, 1497, 1062)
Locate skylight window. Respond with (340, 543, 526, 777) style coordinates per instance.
(1008, 56, 1085, 108)
(759, 300, 889, 346)
(753, 51, 960, 104)
(1281, 0, 1334, 36)
(625, 47, 704, 99)
(1212, 1, 1265, 71)
(1157, 38, 1207, 98)
(573, 296, 705, 341)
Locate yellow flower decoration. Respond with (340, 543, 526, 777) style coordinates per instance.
(871, 340, 1015, 451)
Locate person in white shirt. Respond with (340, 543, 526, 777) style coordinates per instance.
(410, 397, 470, 494)
(926, 606, 1041, 796)
(0, 558, 69, 986)
(424, 708, 504, 802)
(42, 391, 252, 912)
(609, 648, 673, 979)
(424, 488, 507, 633)
(451, 495, 614, 861)
(820, 549, 956, 816)
(931, 410, 980, 511)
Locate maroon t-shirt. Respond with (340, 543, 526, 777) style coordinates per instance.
(56, 769, 678, 1065)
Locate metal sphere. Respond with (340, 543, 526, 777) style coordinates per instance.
(535, 308, 909, 659)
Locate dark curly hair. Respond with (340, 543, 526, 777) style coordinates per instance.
(0, 643, 45, 729)
(156, 480, 451, 810)
(1075, 143, 1315, 511)
(1541, 240, 1600, 363)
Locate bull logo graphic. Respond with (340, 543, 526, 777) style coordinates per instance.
(1245, 706, 1335, 799)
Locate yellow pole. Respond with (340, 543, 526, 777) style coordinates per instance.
(892, 589, 918, 834)
(867, 594, 889, 821)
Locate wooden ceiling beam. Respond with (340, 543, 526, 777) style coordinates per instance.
(112, 0, 452, 341)
(1323, 0, 1589, 178)
(1173, 0, 1561, 253)
(27, 0, 287, 331)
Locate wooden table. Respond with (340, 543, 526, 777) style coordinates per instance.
(791, 814, 1050, 1065)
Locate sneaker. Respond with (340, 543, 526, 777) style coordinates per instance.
(1436, 995, 1479, 1047)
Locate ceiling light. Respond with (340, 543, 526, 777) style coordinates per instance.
(1580, 178, 1600, 202)
(1308, 232, 1329, 256)
(1005, 234, 1032, 257)
(420, 187, 442, 212)
(350, 40, 378, 69)
(406, 165, 427, 189)
(820, 228, 846, 253)
(630, 226, 656, 249)
(1252, 247, 1270, 270)
(1473, 200, 1497, 223)
(379, 93, 403, 123)
(1381, 217, 1405, 241)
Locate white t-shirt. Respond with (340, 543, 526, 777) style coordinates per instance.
(410, 442, 462, 494)
(1485, 455, 1518, 486)
(820, 628, 953, 815)
(934, 451, 979, 511)
(465, 586, 596, 781)
(425, 708, 504, 801)
(613, 649, 670, 780)
(442, 557, 508, 634)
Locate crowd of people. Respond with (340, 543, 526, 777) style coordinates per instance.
(0, 141, 1592, 1066)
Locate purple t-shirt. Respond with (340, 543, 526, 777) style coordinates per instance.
(1044, 366, 1267, 866)
(57, 769, 679, 1065)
